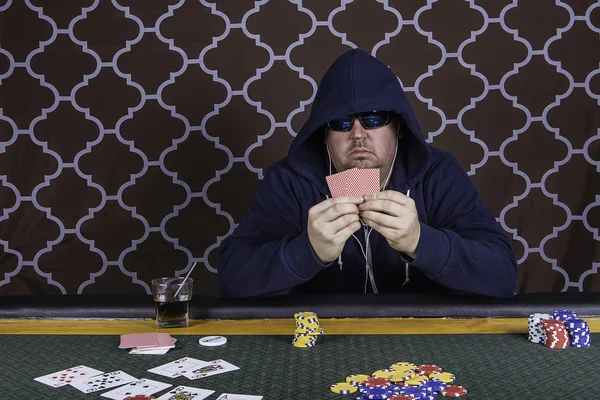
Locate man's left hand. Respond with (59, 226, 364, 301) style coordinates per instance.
(357, 190, 421, 258)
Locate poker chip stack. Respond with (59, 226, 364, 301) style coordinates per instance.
(528, 313, 552, 344)
(528, 310, 592, 349)
(541, 319, 570, 349)
(565, 318, 592, 348)
(292, 311, 324, 348)
(330, 362, 468, 398)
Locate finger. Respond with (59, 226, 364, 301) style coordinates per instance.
(332, 219, 362, 242)
(365, 190, 410, 205)
(359, 210, 399, 230)
(312, 196, 364, 215)
(328, 213, 361, 236)
(361, 216, 397, 238)
(359, 199, 404, 217)
(322, 202, 360, 223)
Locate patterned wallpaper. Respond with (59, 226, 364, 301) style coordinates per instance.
(0, 0, 599, 296)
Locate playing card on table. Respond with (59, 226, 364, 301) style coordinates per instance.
(148, 357, 209, 378)
(155, 385, 214, 400)
(70, 370, 137, 394)
(182, 359, 240, 380)
(119, 332, 159, 349)
(101, 378, 172, 400)
(216, 394, 263, 400)
(34, 365, 104, 388)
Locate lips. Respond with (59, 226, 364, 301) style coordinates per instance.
(350, 148, 372, 156)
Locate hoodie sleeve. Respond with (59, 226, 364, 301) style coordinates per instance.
(217, 163, 328, 298)
(402, 154, 518, 298)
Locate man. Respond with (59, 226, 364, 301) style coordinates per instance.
(217, 49, 517, 298)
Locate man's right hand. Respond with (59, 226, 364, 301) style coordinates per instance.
(307, 196, 364, 264)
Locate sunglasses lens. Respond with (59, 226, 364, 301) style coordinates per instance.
(360, 112, 390, 129)
(327, 117, 353, 131)
(326, 112, 392, 131)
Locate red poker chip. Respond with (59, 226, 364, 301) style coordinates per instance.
(363, 377, 391, 388)
(440, 385, 468, 397)
(417, 364, 443, 374)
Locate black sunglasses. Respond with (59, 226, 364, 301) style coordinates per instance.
(326, 111, 393, 132)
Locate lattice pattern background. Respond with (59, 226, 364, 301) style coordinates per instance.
(0, 0, 599, 296)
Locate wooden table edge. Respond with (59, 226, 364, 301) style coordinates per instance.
(1, 317, 599, 335)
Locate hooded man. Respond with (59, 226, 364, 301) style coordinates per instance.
(217, 49, 517, 299)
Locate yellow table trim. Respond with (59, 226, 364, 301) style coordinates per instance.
(1, 318, 599, 335)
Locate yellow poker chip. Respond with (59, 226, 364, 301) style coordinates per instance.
(371, 369, 395, 379)
(346, 374, 370, 386)
(330, 382, 358, 394)
(429, 372, 455, 383)
(388, 371, 415, 382)
(294, 311, 317, 319)
(390, 362, 417, 370)
(389, 365, 415, 374)
(405, 375, 428, 386)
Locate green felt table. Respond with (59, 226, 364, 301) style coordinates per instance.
(1, 319, 598, 400)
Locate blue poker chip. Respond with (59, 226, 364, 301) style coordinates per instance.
(422, 380, 447, 392)
(363, 387, 391, 399)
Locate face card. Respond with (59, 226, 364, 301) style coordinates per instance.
(34, 365, 104, 388)
(182, 359, 240, 380)
(100, 378, 172, 400)
(70, 370, 137, 394)
(148, 357, 209, 378)
(216, 394, 264, 400)
(155, 385, 214, 400)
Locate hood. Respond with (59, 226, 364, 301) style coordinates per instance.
(288, 48, 431, 194)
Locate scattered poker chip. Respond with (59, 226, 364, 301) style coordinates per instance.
(347, 374, 371, 386)
(390, 362, 417, 370)
(362, 386, 391, 399)
(404, 374, 428, 385)
(363, 377, 392, 388)
(330, 382, 358, 394)
(440, 385, 467, 397)
(422, 379, 447, 392)
(388, 371, 415, 383)
(417, 364, 443, 375)
(335, 362, 464, 399)
(372, 369, 396, 379)
(429, 372, 455, 383)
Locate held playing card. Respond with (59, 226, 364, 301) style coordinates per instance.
(34, 365, 104, 388)
(69, 370, 137, 394)
(101, 378, 172, 400)
(345, 168, 380, 197)
(182, 359, 240, 380)
(326, 168, 380, 197)
(155, 385, 214, 400)
(148, 357, 209, 378)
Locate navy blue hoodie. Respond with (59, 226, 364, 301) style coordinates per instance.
(218, 49, 517, 298)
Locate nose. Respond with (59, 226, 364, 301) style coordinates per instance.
(349, 118, 366, 139)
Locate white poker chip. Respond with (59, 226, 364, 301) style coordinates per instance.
(198, 335, 227, 347)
